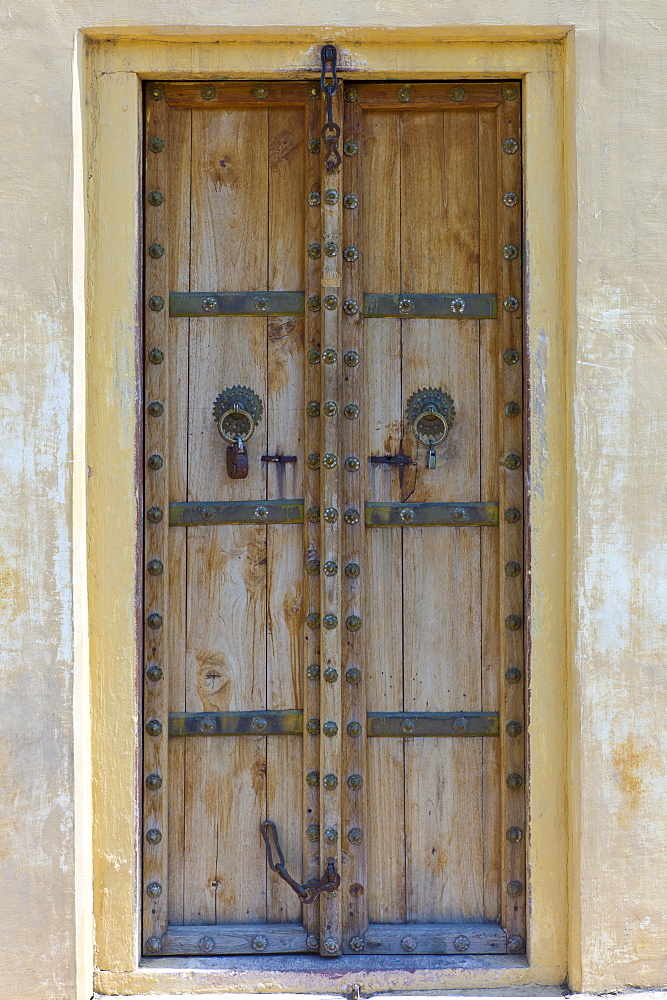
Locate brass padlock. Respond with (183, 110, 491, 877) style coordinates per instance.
(213, 386, 262, 480)
(406, 387, 455, 469)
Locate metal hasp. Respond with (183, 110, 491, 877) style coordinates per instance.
(363, 293, 497, 318)
(367, 712, 499, 737)
(261, 820, 340, 904)
(169, 291, 305, 317)
(406, 387, 456, 468)
(169, 500, 304, 526)
(365, 501, 499, 527)
(169, 710, 303, 736)
(213, 385, 263, 480)
(320, 44, 341, 172)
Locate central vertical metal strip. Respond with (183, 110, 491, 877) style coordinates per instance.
(318, 85, 344, 957)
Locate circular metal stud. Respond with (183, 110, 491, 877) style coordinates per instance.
(346, 667, 362, 685)
(504, 401, 520, 417)
(505, 666, 522, 684)
(147, 190, 164, 206)
(323, 560, 338, 576)
(503, 191, 518, 207)
(201, 84, 217, 101)
(343, 192, 359, 209)
(146, 664, 163, 682)
(450, 86, 466, 102)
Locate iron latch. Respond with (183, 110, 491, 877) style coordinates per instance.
(261, 820, 340, 903)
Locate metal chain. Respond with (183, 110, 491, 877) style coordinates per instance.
(261, 820, 341, 903)
(320, 44, 342, 172)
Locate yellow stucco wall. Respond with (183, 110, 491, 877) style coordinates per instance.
(0, 2, 665, 998)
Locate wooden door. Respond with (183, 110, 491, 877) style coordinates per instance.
(143, 77, 525, 959)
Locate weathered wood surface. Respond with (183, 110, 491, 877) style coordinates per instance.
(162, 923, 308, 954)
(362, 922, 507, 954)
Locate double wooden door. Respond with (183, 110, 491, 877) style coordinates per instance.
(143, 76, 525, 958)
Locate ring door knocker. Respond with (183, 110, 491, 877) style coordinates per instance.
(213, 385, 263, 479)
(406, 387, 455, 469)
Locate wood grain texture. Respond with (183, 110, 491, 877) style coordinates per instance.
(166, 81, 312, 109)
(356, 82, 501, 110)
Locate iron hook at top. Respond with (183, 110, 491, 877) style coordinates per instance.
(320, 44, 338, 97)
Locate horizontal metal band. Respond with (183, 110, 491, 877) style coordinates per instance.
(362, 922, 508, 955)
(363, 293, 497, 319)
(169, 291, 305, 317)
(169, 710, 498, 738)
(367, 712, 499, 737)
(365, 501, 499, 527)
(169, 500, 304, 526)
(161, 923, 308, 955)
(169, 710, 304, 737)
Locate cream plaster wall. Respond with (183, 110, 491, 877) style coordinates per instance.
(0, 2, 664, 998)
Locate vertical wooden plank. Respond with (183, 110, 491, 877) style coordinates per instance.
(361, 108, 406, 925)
(479, 106, 502, 925)
(401, 108, 484, 922)
(183, 107, 269, 924)
(301, 96, 322, 947)
(318, 87, 344, 957)
(340, 93, 368, 951)
(497, 85, 525, 949)
(265, 104, 306, 924)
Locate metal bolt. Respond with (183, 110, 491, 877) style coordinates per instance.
(147, 612, 163, 630)
(324, 666, 338, 682)
(146, 664, 163, 681)
(503, 84, 519, 101)
(344, 141, 359, 156)
(149, 295, 165, 312)
(400, 507, 414, 523)
(308, 84, 321, 99)
(306, 933, 319, 949)
(306, 770, 320, 786)
(306, 719, 320, 735)
(324, 241, 339, 258)
(343, 192, 359, 209)
(451, 297, 466, 314)
(347, 721, 362, 737)
(199, 935, 215, 952)
(307, 400, 320, 416)
(450, 86, 466, 102)
(401, 935, 416, 951)
(454, 934, 470, 952)
(346, 614, 362, 632)
(346, 667, 362, 685)
(503, 138, 519, 154)
(505, 613, 522, 631)
(308, 296, 321, 313)
(452, 507, 468, 523)
(324, 295, 338, 311)
(345, 562, 360, 578)
(306, 665, 320, 681)
(147, 559, 164, 576)
(343, 298, 359, 314)
(254, 506, 269, 521)
(148, 347, 164, 365)
(306, 824, 320, 841)
(323, 614, 338, 630)
(503, 191, 518, 207)
(345, 87, 358, 103)
(506, 826, 523, 842)
(146, 881, 162, 897)
(147, 190, 164, 206)
(252, 934, 268, 951)
(398, 296, 413, 314)
(145, 936, 162, 954)
(148, 138, 164, 153)
(147, 453, 163, 470)
(504, 452, 521, 471)
(307, 505, 320, 522)
(344, 350, 360, 367)
(506, 719, 523, 737)
(308, 242, 321, 259)
(146, 506, 163, 522)
(148, 242, 165, 259)
(146, 828, 162, 844)
(401, 717, 416, 733)
(251, 716, 268, 732)
(308, 138, 321, 154)
(197, 717, 216, 733)
(343, 246, 359, 262)
(201, 296, 217, 312)
(397, 86, 412, 103)
(348, 773, 363, 790)
(348, 827, 364, 844)
(344, 456, 360, 472)
(148, 400, 164, 417)
(323, 773, 338, 790)
(503, 244, 519, 260)
(507, 880, 523, 896)
(307, 453, 320, 470)
(349, 936, 364, 952)
(452, 716, 469, 733)
(323, 560, 338, 576)
(323, 721, 338, 737)
(146, 718, 162, 737)
(505, 666, 522, 684)
(507, 935, 524, 953)
(323, 507, 338, 522)
(307, 191, 321, 206)
(323, 400, 338, 417)
(344, 508, 360, 524)
(322, 348, 337, 363)
(503, 348, 520, 365)
(504, 401, 520, 417)
(148, 84, 164, 101)
(305, 557, 320, 575)
(344, 403, 360, 419)
(324, 827, 338, 843)
(323, 937, 339, 954)
(253, 85, 269, 100)
(306, 612, 320, 629)
(201, 84, 217, 101)
(253, 295, 269, 312)
(505, 560, 521, 576)
(504, 296, 520, 312)
(505, 507, 521, 523)
(506, 772, 523, 789)
(146, 773, 162, 790)
(307, 349, 321, 365)
(324, 188, 339, 205)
